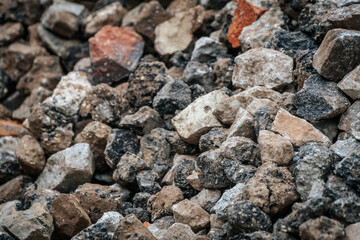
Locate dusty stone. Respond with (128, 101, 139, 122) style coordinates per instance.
(23, 188, 60, 210)
(40, 123, 74, 155)
(172, 90, 227, 145)
(212, 183, 244, 219)
(345, 222, 360, 240)
(0, 175, 31, 202)
(104, 129, 139, 169)
(172, 199, 210, 232)
(136, 170, 161, 194)
(227, 108, 255, 139)
(83, 2, 127, 37)
(190, 189, 221, 212)
(113, 214, 156, 239)
(182, 61, 215, 93)
(232, 48, 293, 90)
(246, 98, 279, 119)
(258, 130, 294, 165)
(0, 22, 24, 47)
(160, 223, 197, 240)
(89, 26, 144, 85)
(331, 196, 360, 224)
(113, 152, 148, 186)
(155, 6, 204, 55)
(334, 154, 360, 193)
(212, 58, 233, 89)
(147, 185, 183, 222)
(36, 143, 95, 192)
(338, 65, 360, 100)
(199, 127, 228, 152)
(191, 37, 227, 62)
(0, 200, 20, 222)
(75, 121, 112, 172)
(15, 135, 45, 176)
(74, 183, 124, 223)
(313, 29, 360, 82)
(0, 136, 21, 184)
(50, 194, 91, 238)
(1, 203, 53, 240)
(186, 171, 203, 192)
(338, 101, 360, 140)
(272, 108, 331, 147)
(324, 174, 358, 201)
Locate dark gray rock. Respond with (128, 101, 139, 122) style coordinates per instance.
(311, 118, 339, 142)
(113, 152, 148, 186)
(331, 196, 360, 223)
(191, 37, 227, 63)
(189, 84, 206, 101)
(165, 131, 198, 155)
(324, 175, 359, 201)
(0, 70, 12, 101)
(0, 137, 20, 184)
(199, 127, 227, 152)
(338, 100, 360, 140)
(123, 207, 150, 223)
(221, 159, 256, 184)
(331, 136, 360, 158)
(136, 170, 161, 194)
(334, 154, 360, 193)
(133, 192, 151, 209)
(183, 61, 215, 93)
(173, 157, 197, 198)
(299, 216, 345, 240)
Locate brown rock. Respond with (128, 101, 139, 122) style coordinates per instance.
(212, 58, 234, 89)
(166, 0, 197, 16)
(28, 23, 43, 47)
(272, 108, 331, 147)
(89, 25, 144, 85)
(337, 64, 360, 100)
(114, 214, 156, 240)
(160, 223, 197, 240)
(172, 199, 210, 232)
(0, 175, 31, 202)
(299, 216, 345, 240)
(258, 130, 293, 165)
(23, 188, 60, 210)
(40, 123, 74, 155)
(227, 108, 255, 139)
(0, 22, 24, 47)
(328, 4, 360, 31)
(241, 162, 299, 215)
(50, 194, 91, 238)
(15, 135, 45, 176)
(0, 0, 43, 25)
(73, 183, 124, 223)
(154, 6, 204, 56)
(147, 185, 184, 221)
(75, 121, 112, 171)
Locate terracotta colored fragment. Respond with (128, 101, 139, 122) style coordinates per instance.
(0, 119, 23, 136)
(228, 0, 268, 48)
(89, 25, 144, 85)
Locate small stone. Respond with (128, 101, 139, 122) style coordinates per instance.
(1, 203, 53, 240)
(83, 2, 127, 37)
(15, 135, 45, 176)
(0, 200, 20, 222)
(334, 154, 360, 193)
(0, 136, 21, 184)
(189, 84, 207, 101)
(212, 183, 244, 218)
(147, 185, 184, 222)
(294, 143, 339, 201)
(89, 26, 144, 85)
(136, 170, 161, 194)
(345, 222, 360, 240)
(172, 90, 227, 145)
(114, 214, 156, 239)
(246, 98, 279, 119)
(313, 29, 360, 81)
(199, 127, 228, 152)
(155, 6, 204, 55)
(186, 171, 203, 192)
(212, 58, 233, 89)
(331, 196, 360, 224)
(227, 108, 255, 139)
(113, 152, 148, 186)
(337, 64, 360, 100)
(182, 61, 215, 93)
(190, 189, 221, 212)
(221, 158, 257, 184)
(160, 223, 197, 240)
(153, 79, 192, 115)
(338, 101, 360, 140)
(23, 188, 60, 210)
(272, 108, 331, 147)
(104, 129, 139, 169)
(120, 106, 164, 135)
(50, 194, 91, 238)
(73, 183, 124, 223)
(36, 143, 95, 192)
(331, 137, 360, 158)
(40, 123, 74, 155)
(0, 175, 31, 202)
(232, 48, 293, 90)
(258, 130, 294, 165)
(299, 216, 345, 240)
(172, 199, 210, 232)
(0, 22, 24, 47)
(191, 37, 227, 62)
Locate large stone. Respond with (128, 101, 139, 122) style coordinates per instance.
(172, 90, 227, 145)
(338, 101, 360, 140)
(154, 6, 204, 56)
(272, 108, 331, 147)
(36, 143, 95, 192)
(299, 216, 345, 240)
(337, 64, 360, 100)
(0, 22, 24, 47)
(294, 74, 350, 121)
(328, 4, 360, 31)
(313, 29, 360, 82)
(89, 26, 144, 85)
(232, 48, 293, 90)
(114, 214, 156, 240)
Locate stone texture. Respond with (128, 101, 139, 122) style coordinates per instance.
(338, 64, 360, 100)
(172, 157, 197, 198)
(212, 58, 233, 89)
(0, 175, 31, 202)
(36, 143, 95, 192)
(328, 4, 360, 31)
(15, 135, 45, 176)
(172, 199, 210, 232)
(272, 108, 331, 147)
(199, 127, 227, 152)
(338, 101, 360, 140)
(23, 188, 60, 210)
(50, 194, 91, 238)
(182, 61, 215, 93)
(190, 189, 221, 212)
(0, 136, 21, 184)
(172, 90, 227, 145)
(212, 183, 244, 218)
(113, 152, 148, 186)
(191, 37, 227, 62)
(89, 26, 144, 85)
(113, 214, 156, 240)
(40, 123, 74, 155)
(334, 154, 360, 193)
(136, 170, 161, 194)
(232, 48, 293, 90)
(258, 130, 294, 165)
(160, 223, 197, 240)
(1, 203, 53, 240)
(313, 29, 360, 82)
(227, 108, 255, 139)
(299, 216, 345, 240)
(331, 196, 360, 224)
(155, 6, 204, 55)
(0, 22, 24, 47)
(331, 137, 360, 158)
(147, 216, 175, 239)
(345, 222, 360, 240)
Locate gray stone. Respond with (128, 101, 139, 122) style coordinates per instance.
(190, 189, 221, 212)
(334, 154, 360, 193)
(212, 183, 244, 218)
(190, 37, 227, 62)
(338, 101, 360, 140)
(182, 61, 215, 93)
(331, 196, 360, 223)
(337, 64, 360, 100)
(0, 137, 20, 184)
(227, 108, 255, 140)
(148, 216, 175, 239)
(136, 170, 161, 194)
(221, 159, 256, 184)
(113, 152, 148, 186)
(331, 137, 360, 158)
(160, 223, 197, 240)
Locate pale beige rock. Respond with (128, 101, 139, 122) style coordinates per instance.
(338, 101, 360, 140)
(258, 130, 293, 165)
(186, 171, 203, 191)
(172, 199, 210, 232)
(172, 90, 227, 144)
(246, 98, 279, 119)
(160, 223, 197, 240)
(166, 0, 197, 15)
(337, 64, 360, 100)
(0, 22, 24, 46)
(345, 222, 360, 240)
(272, 109, 331, 147)
(227, 108, 255, 139)
(190, 189, 221, 212)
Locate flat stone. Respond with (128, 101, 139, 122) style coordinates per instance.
(338, 64, 360, 100)
(191, 37, 227, 62)
(232, 48, 293, 90)
(338, 101, 360, 140)
(160, 223, 197, 240)
(272, 108, 331, 147)
(113, 214, 156, 240)
(36, 143, 95, 192)
(0, 22, 24, 47)
(299, 216, 345, 240)
(172, 90, 227, 145)
(227, 108, 255, 139)
(89, 26, 144, 85)
(313, 29, 360, 82)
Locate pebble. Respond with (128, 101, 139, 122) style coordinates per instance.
(337, 64, 360, 100)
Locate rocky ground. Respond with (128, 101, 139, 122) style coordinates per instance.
(0, 0, 359, 239)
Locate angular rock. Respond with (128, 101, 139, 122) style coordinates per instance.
(334, 154, 360, 193)
(36, 143, 95, 192)
(338, 65, 360, 100)
(113, 152, 148, 186)
(199, 127, 228, 152)
(0, 22, 24, 47)
(190, 189, 221, 212)
(0, 175, 31, 202)
(40, 123, 74, 155)
(172, 157, 197, 198)
(272, 108, 331, 147)
(182, 61, 215, 93)
(313, 29, 360, 81)
(114, 214, 156, 240)
(324, 174, 358, 201)
(172, 90, 227, 145)
(331, 196, 360, 223)
(0, 136, 21, 184)
(147, 216, 175, 239)
(221, 158, 257, 184)
(23, 188, 60, 210)
(172, 199, 210, 232)
(227, 108, 255, 139)
(166, 0, 197, 15)
(0, 0, 43, 25)
(338, 100, 360, 140)
(89, 26, 144, 85)
(232, 48, 293, 90)
(160, 223, 197, 240)
(212, 58, 233, 89)
(191, 37, 227, 62)
(328, 4, 360, 30)
(331, 137, 360, 158)
(165, 131, 197, 155)
(50, 194, 91, 238)
(136, 170, 161, 194)
(299, 216, 345, 240)
(212, 183, 244, 218)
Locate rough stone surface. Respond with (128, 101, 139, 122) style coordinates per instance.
(182, 61, 215, 93)
(0, 136, 21, 184)
(160, 223, 197, 240)
(212, 58, 233, 89)
(199, 127, 228, 152)
(212, 183, 244, 218)
(221, 158, 257, 184)
(0, 22, 24, 47)
(227, 108, 255, 139)
(0, 175, 31, 202)
(113, 214, 156, 240)
(345, 222, 360, 240)
(232, 48, 293, 90)
(331, 196, 360, 224)
(173, 157, 197, 198)
(190, 189, 221, 212)
(147, 216, 175, 239)
(36, 143, 95, 192)
(191, 37, 227, 62)
(113, 152, 148, 186)
(331, 137, 360, 158)
(299, 216, 345, 240)
(136, 170, 161, 194)
(338, 101, 360, 140)
(337, 64, 360, 100)
(40, 123, 74, 155)
(334, 154, 360, 193)
(23, 188, 60, 210)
